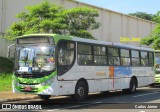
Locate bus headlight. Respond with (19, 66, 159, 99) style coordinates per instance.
(41, 77, 54, 86)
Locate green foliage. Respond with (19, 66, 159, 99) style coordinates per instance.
(0, 73, 12, 92)
(152, 11, 160, 23)
(5, 1, 100, 40)
(128, 11, 160, 23)
(128, 12, 153, 21)
(72, 30, 94, 39)
(140, 37, 154, 46)
(0, 58, 14, 91)
(140, 24, 160, 49)
(60, 7, 99, 38)
(138, 11, 160, 49)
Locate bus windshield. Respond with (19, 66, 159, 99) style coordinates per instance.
(15, 46, 55, 74)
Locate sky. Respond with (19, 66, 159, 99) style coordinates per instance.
(77, 0, 160, 14)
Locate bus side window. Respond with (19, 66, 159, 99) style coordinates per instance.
(140, 51, 148, 66)
(131, 50, 140, 66)
(108, 58, 114, 65)
(108, 47, 120, 66)
(57, 40, 75, 76)
(94, 46, 107, 65)
(120, 49, 130, 66)
(78, 43, 93, 65)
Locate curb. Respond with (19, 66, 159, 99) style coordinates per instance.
(0, 96, 39, 103)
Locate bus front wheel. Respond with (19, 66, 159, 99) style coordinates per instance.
(38, 95, 51, 100)
(74, 81, 88, 101)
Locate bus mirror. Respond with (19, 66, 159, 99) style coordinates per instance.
(7, 43, 15, 60)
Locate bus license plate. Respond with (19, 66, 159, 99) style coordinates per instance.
(24, 86, 32, 91)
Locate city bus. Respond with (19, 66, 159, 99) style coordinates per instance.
(9, 34, 154, 101)
(153, 50, 160, 86)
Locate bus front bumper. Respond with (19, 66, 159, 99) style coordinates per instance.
(12, 80, 56, 95)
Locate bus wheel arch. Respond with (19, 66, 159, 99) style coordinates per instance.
(73, 78, 89, 101)
(123, 76, 138, 94)
(132, 76, 138, 88)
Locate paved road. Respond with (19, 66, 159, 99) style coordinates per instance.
(1, 86, 160, 112)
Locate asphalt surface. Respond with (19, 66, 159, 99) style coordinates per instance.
(0, 86, 160, 112)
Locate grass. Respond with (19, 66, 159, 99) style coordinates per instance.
(0, 57, 13, 91)
(0, 73, 12, 92)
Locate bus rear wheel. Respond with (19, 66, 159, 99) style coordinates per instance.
(149, 83, 155, 87)
(74, 81, 88, 101)
(123, 78, 137, 94)
(38, 95, 51, 100)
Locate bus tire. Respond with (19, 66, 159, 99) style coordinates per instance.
(74, 81, 88, 101)
(123, 78, 137, 94)
(38, 95, 51, 100)
(149, 83, 155, 87)
(101, 91, 110, 94)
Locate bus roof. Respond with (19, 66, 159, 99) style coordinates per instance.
(16, 34, 56, 38)
(72, 37, 154, 52)
(16, 34, 154, 52)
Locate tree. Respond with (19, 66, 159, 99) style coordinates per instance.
(5, 1, 100, 40)
(140, 24, 160, 49)
(128, 11, 160, 23)
(128, 12, 153, 21)
(152, 11, 160, 23)
(60, 7, 99, 39)
(140, 10, 160, 49)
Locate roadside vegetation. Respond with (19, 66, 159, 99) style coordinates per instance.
(0, 57, 13, 92)
(0, 73, 12, 92)
(129, 11, 160, 49)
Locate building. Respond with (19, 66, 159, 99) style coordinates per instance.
(0, 0, 156, 57)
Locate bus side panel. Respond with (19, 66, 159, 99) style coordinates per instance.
(132, 67, 154, 87)
(57, 63, 133, 94)
(57, 65, 154, 96)
(58, 81, 77, 96)
(113, 66, 132, 90)
(57, 62, 111, 94)
(120, 78, 130, 89)
(101, 79, 109, 91)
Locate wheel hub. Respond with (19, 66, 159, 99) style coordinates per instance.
(77, 87, 85, 97)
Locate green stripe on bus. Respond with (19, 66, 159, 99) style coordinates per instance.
(53, 34, 73, 44)
(14, 71, 57, 84)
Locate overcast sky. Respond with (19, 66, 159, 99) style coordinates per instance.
(77, 0, 160, 14)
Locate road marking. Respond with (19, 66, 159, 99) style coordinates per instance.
(61, 102, 104, 109)
(132, 91, 160, 98)
(48, 104, 90, 110)
(95, 102, 103, 103)
(47, 109, 59, 111)
(62, 104, 92, 109)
